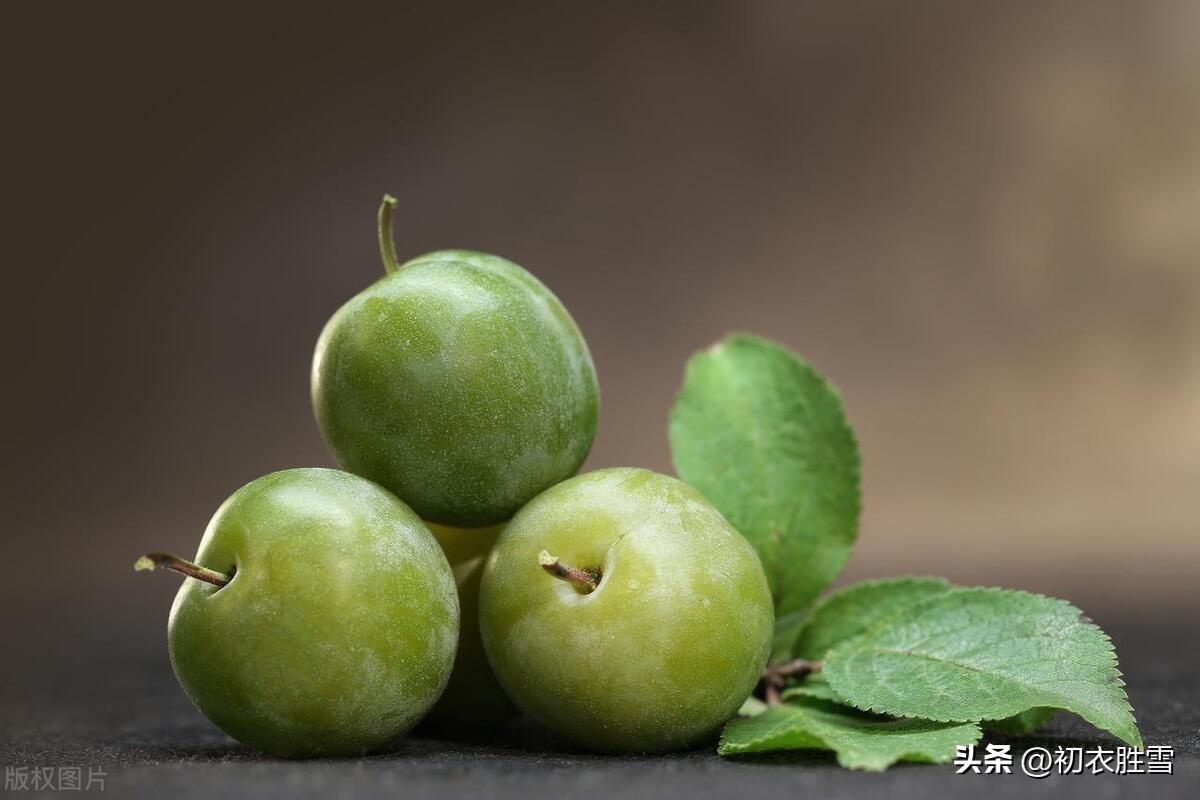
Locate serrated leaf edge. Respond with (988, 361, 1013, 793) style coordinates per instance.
(821, 586, 1142, 748)
(670, 332, 863, 618)
(717, 708, 825, 756)
(718, 703, 983, 771)
(836, 719, 983, 771)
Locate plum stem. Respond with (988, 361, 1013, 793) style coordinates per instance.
(768, 658, 822, 679)
(538, 550, 599, 594)
(134, 552, 232, 588)
(761, 658, 822, 705)
(378, 194, 402, 274)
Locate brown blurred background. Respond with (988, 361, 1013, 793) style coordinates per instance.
(2, 0, 1197, 663)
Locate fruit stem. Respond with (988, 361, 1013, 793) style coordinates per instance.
(538, 550, 599, 594)
(378, 194, 402, 275)
(134, 552, 232, 588)
(767, 658, 822, 679)
(762, 658, 822, 705)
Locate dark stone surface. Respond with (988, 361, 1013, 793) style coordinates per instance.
(2, 619, 1196, 798)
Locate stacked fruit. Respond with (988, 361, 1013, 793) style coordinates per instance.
(137, 196, 773, 757)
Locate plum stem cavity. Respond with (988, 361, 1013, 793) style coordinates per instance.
(134, 552, 232, 588)
(538, 550, 599, 594)
(378, 194, 402, 275)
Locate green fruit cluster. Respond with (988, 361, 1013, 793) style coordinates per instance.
(138, 196, 773, 758)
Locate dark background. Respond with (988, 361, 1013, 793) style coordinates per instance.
(2, 1, 1197, 793)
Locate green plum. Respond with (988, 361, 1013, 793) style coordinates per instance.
(311, 196, 599, 527)
(478, 468, 773, 753)
(418, 523, 519, 735)
(136, 468, 459, 758)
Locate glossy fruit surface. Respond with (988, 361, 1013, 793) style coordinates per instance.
(311, 200, 599, 526)
(478, 468, 773, 753)
(167, 468, 459, 758)
(419, 523, 519, 734)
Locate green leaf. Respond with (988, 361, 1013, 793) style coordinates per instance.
(823, 587, 1142, 748)
(669, 334, 861, 635)
(793, 577, 953, 660)
(987, 708, 1057, 736)
(738, 695, 769, 717)
(781, 677, 842, 704)
(719, 699, 981, 770)
(720, 704, 827, 755)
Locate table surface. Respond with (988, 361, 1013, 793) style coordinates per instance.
(3, 618, 1197, 799)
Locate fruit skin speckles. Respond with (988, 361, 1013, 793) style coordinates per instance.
(312, 244, 599, 528)
(478, 468, 774, 754)
(166, 468, 459, 758)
